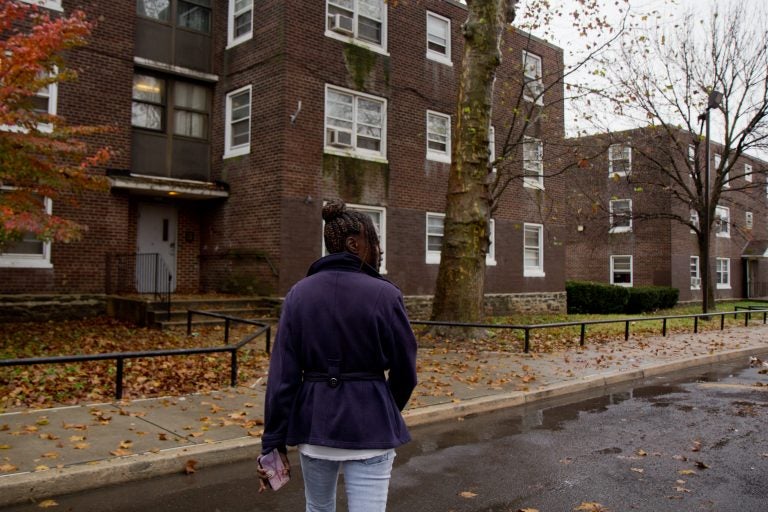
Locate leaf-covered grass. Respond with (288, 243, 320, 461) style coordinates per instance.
(0, 317, 271, 411)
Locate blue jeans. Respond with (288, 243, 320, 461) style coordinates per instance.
(299, 450, 396, 512)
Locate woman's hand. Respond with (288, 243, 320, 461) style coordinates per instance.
(257, 450, 290, 493)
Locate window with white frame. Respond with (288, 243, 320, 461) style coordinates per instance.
(715, 205, 730, 237)
(137, 0, 211, 33)
(426, 111, 451, 163)
(425, 212, 444, 264)
(20, 0, 62, 11)
(224, 85, 251, 158)
(690, 209, 699, 233)
(325, 85, 386, 160)
(228, 0, 253, 47)
(716, 258, 730, 289)
(690, 256, 700, 289)
(488, 125, 496, 173)
(0, 189, 53, 269)
(523, 136, 543, 188)
(688, 144, 696, 180)
(321, 203, 387, 273)
(326, 0, 386, 52)
(522, 51, 543, 104)
(609, 199, 632, 233)
(132, 74, 165, 131)
(610, 255, 632, 286)
(486, 218, 496, 266)
(523, 223, 545, 277)
(609, 144, 631, 176)
(745, 163, 753, 182)
(426, 11, 451, 65)
(746, 211, 754, 230)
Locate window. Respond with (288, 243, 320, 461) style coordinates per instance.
(609, 144, 631, 176)
(0, 189, 53, 269)
(690, 209, 699, 233)
(522, 51, 543, 104)
(133, 73, 210, 138)
(132, 74, 165, 131)
(31, 70, 57, 133)
(425, 213, 444, 264)
(745, 163, 753, 182)
(20, 0, 62, 11)
(746, 211, 754, 230)
(690, 256, 700, 289)
(486, 219, 496, 266)
(609, 199, 632, 233)
(488, 125, 496, 173)
(523, 137, 543, 188)
(137, 0, 170, 21)
(326, 0, 387, 52)
(524, 223, 545, 277)
(715, 153, 727, 188)
(426, 111, 451, 163)
(228, 0, 253, 47)
(688, 144, 696, 164)
(325, 85, 386, 160)
(716, 258, 730, 289)
(322, 204, 387, 273)
(177, 0, 211, 33)
(224, 85, 251, 158)
(610, 255, 632, 286)
(426, 11, 451, 65)
(715, 206, 730, 237)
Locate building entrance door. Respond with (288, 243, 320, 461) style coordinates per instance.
(136, 203, 177, 293)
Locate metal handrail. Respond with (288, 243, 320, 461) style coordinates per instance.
(412, 308, 768, 353)
(0, 314, 271, 400)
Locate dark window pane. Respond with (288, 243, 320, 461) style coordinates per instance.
(178, 1, 211, 32)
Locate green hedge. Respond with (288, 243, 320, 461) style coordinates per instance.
(566, 281, 678, 315)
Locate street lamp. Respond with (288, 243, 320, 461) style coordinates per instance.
(697, 89, 723, 313)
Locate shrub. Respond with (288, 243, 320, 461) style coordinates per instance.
(566, 281, 630, 314)
(626, 286, 679, 314)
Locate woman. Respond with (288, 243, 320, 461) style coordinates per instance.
(259, 199, 418, 512)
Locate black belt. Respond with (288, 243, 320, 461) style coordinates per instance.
(303, 371, 385, 388)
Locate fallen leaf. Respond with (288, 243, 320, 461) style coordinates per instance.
(678, 469, 696, 476)
(694, 461, 710, 469)
(119, 440, 133, 449)
(518, 509, 540, 512)
(630, 467, 644, 473)
(691, 441, 701, 452)
(41, 452, 59, 459)
(574, 503, 608, 511)
(62, 423, 87, 431)
(38, 499, 58, 508)
(109, 448, 131, 456)
(69, 436, 85, 443)
(73, 443, 90, 450)
(675, 486, 691, 493)
(34, 465, 50, 471)
(158, 433, 168, 441)
(0, 444, 10, 450)
(0, 463, 18, 473)
(39, 433, 59, 441)
(459, 491, 477, 498)
(635, 449, 647, 457)
(184, 459, 198, 474)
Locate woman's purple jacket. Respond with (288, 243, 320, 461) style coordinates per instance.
(261, 252, 418, 454)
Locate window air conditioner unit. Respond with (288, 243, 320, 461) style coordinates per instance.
(691, 277, 701, 287)
(328, 128, 352, 148)
(328, 13, 354, 35)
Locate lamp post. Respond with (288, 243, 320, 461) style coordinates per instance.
(697, 90, 723, 313)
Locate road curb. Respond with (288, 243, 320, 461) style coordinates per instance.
(1, 345, 766, 507)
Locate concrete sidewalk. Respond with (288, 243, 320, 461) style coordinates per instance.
(2, 323, 768, 507)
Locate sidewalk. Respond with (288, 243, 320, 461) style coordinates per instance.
(2, 323, 768, 507)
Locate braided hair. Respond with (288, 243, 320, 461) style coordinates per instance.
(322, 199, 380, 263)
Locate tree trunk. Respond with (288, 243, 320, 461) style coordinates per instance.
(430, 0, 512, 326)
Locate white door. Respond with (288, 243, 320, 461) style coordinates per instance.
(136, 203, 177, 293)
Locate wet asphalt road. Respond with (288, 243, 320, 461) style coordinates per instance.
(4, 359, 768, 512)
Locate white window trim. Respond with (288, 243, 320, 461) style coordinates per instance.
(745, 163, 753, 182)
(321, 203, 387, 274)
(1, 68, 58, 134)
(609, 144, 631, 177)
(426, 11, 452, 66)
(610, 255, 633, 287)
(690, 209, 699, 234)
(609, 198, 632, 233)
(715, 205, 730, 238)
(325, 0, 389, 56)
(489, 125, 496, 174)
(690, 256, 700, 290)
(746, 211, 753, 230)
(0, 188, 53, 269)
(523, 223, 545, 277)
(227, 0, 254, 48)
(523, 136, 544, 189)
(425, 212, 444, 264)
(20, 0, 62, 11)
(426, 110, 451, 163)
(324, 84, 387, 163)
(224, 85, 251, 159)
(716, 257, 731, 289)
(486, 218, 496, 266)
(522, 50, 543, 105)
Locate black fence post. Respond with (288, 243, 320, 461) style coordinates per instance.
(187, 311, 192, 335)
(230, 350, 238, 387)
(579, 323, 586, 346)
(694, 316, 698, 333)
(624, 320, 630, 341)
(662, 318, 667, 337)
(115, 358, 124, 400)
(720, 314, 725, 330)
(524, 328, 530, 353)
(745, 312, 749, 327)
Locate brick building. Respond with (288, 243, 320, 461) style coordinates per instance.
(565, 127, 768, 302)
(2, 0, 567, 309)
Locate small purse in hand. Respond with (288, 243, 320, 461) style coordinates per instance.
(258, 449, 290, 491)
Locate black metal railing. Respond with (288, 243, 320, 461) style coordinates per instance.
(106, 252, 173, 318)
(0, 314, 270, 400)
(412, 308, 768, 353)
